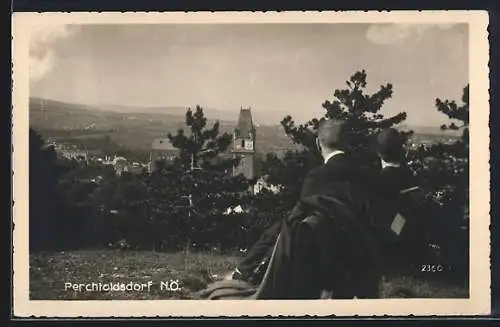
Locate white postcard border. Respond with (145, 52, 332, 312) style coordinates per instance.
(11, 10, 491, 317)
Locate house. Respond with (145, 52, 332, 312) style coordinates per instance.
(148, 137, 181, 172)
(112, 156, 128, 176)
(253, 175, 282, 194)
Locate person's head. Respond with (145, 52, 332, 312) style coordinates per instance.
(376, 128, 406, 164)
(315, 119, 349, 159)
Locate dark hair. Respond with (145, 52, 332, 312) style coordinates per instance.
(317, 119, 349, 151)
(376, 128, 406, 163)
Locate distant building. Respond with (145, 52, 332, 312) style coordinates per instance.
(55, 145, 89, 162)
(146, 108, 258, 178)
(253, 175, 282, 194)
(113, 156, 127, 166)
(149, 137, 181, 172)
(113, 156, 128, 176)
(232, 107, 256, 180)
(107, 156, 146, 176)
(101, 155, 114, 165)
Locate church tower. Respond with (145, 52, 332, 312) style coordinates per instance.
(233, 107, 256, 180)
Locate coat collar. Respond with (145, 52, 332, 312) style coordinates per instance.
(324, 150, 345, 164)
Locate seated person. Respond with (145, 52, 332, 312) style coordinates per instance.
(370, 128, 454, 275)
(254, 119, 384, 299)
(226, 120, 382, 291)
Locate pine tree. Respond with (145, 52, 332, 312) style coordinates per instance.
(163, 106, 253, 249)
(260, 150, 318, 206)
(409, 84, 469, 209)
(261, 70, 410, 199)
(167, 105, 236, 171)
(437, 84, 469, 149)
(282, 70, 408, 160)
(165, 104, 251, 197)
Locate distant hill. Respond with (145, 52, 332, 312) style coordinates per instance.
(30, 97, 232, 121)
(93, 103, 243, 122)
(29, 97, 458, 154)
(93, 103, 291, 126)
(29, 97, 297, 153)
(31, 97, 290, 126)
(30, 97, 99, 113)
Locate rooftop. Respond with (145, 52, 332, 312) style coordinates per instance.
(235, 108, 254, 138)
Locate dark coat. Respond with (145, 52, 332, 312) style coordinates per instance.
(198, 191, 382, 300)
(370, 164, 422, 239)
(236, 153, 380, 282)
(377, 165, 418, 197)
(253, 155, 383, 299)
(255, 192, 383, 299)
(369, 164, 441, 269)
(299, 153, 379, 200)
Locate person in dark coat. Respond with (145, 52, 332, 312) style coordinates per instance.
(375, 128, 465, 275)
(299, 120, 380, 199)
(371, 127, 456, 279)
(254, 119, 383, 299)
(231, 119, 380, 286)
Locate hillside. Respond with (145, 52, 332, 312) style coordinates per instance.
(29, 97, 298, 154)
(29, 97, 459, 154)
(30, 97, 290, 126)
(91, 103, 242, 122)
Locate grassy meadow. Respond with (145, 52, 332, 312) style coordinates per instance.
(29, 250, 468, 300)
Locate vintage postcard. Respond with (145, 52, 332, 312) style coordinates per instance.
(12, 11, 490, 317)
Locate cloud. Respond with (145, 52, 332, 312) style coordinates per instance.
(30, 50, 55, 82)
(365, 24, 456, 45)
(29, 23, 80, 82)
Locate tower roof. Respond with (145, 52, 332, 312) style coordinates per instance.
(235, 108, 254, 137)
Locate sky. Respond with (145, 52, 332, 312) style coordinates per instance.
(29, 23, 468, 126)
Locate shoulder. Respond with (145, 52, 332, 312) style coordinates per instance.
(349, 160, 379, 181)
(378, 166, 419, 195)
(300, 165, 328, 199)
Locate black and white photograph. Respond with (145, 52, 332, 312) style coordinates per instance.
(12, 11, 490, 317)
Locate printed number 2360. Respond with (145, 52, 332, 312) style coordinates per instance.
(421, 264, 444, 272)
